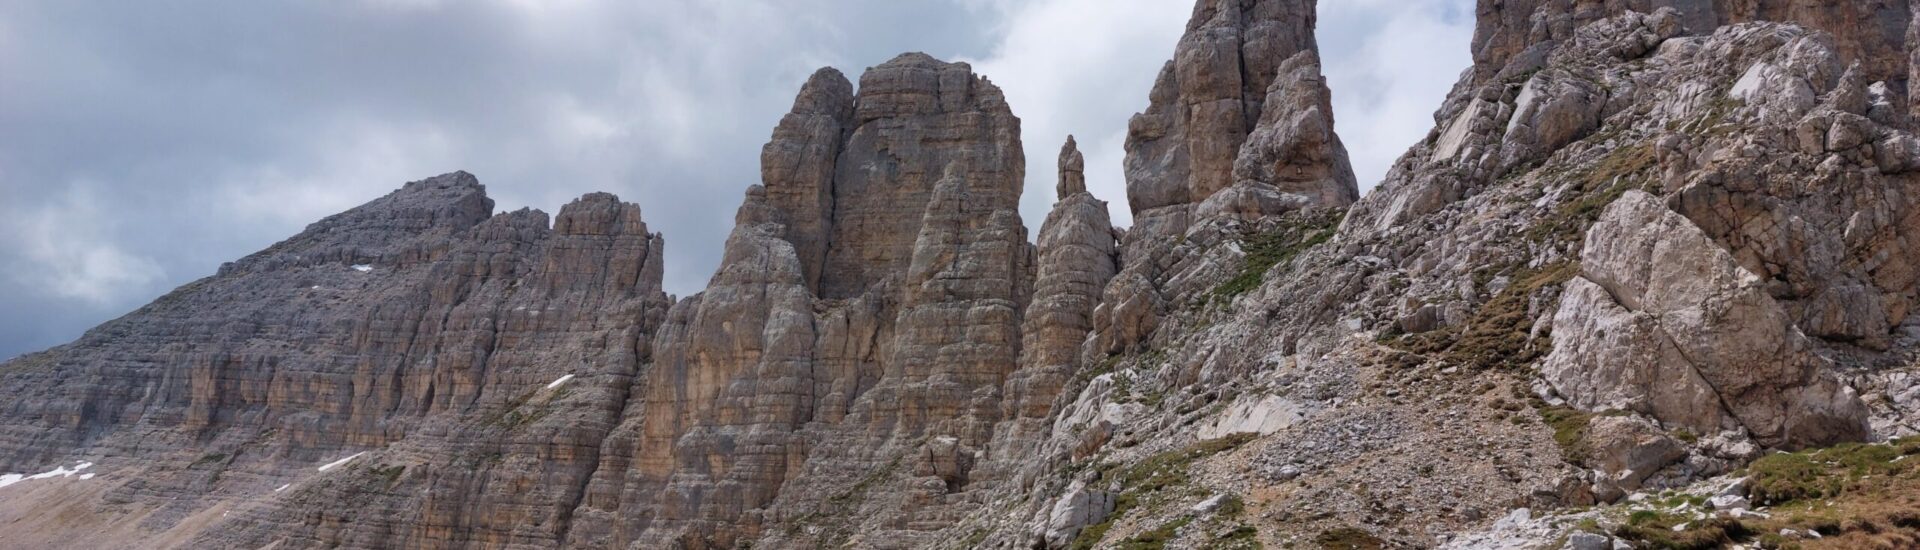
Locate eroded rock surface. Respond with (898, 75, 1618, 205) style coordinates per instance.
(1544, 191, 1869, 449)
(5, 0, 1919, 548)
(1093, 0, 1357, 357)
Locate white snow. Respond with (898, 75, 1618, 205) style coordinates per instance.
(317, 452, 367, 472)
(545, 374, 575, 390)
(0, 461, 94, 490)
(351, 264, 373, 272)
(275, 483, 291, 492)
(79, 473, 95, 480)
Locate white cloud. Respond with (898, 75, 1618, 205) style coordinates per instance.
(964, 0, 1191, 228)
(212, 119, 460, 227)
(1321, 0, 1476, 190)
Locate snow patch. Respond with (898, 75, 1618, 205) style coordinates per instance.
(317, 452, 367, 472)
(79, 473, 95, 480)
(545, 374, 575, 390)
(275, 483, 291, 493)
(0, 461, 95, 490)
(351, 264, 373, 273)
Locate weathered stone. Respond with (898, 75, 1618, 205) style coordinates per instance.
(1041, 480, 1114, 549)
(10, 0, 1920, 548)
(0, 172, 674, 549)
(1544, 191, 1869, 448)
(1097, 0, 1356, 355)
(1584, 415, 1686, 491)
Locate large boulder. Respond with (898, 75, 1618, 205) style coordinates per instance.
(1543, 191, 1870, 448)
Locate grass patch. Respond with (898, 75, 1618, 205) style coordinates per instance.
(1211, 210, 1343, 300)
(1386, 262, 1577, 372)
(1118, 516, 1191, 550)
(1524, 143, 1657, 247)
(1539, 406, 1595, 463)
(1611, 440, 1920, 549)
(958, 528, 989, 549)
(1071, 434, 1259, 549)
(784, 455, 905, 545)
(1613, 514, 1748, 549)
(1070, 522, 1115, 550)
(1748, 443, 1907, 505)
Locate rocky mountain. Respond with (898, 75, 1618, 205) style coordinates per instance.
(5, 0, 1920, 549)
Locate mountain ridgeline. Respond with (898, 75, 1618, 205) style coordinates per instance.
(5, 0, 1920, 548)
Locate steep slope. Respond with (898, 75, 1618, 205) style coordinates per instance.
(941, 2, 1920, 548)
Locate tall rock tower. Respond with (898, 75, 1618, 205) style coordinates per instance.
(1093, 0, 1358, 355)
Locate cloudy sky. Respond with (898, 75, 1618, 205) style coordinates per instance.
(0, 0, 1473, 359)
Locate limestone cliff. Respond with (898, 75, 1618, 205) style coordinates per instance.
(1092, 0, 1358, 358)
(4, 0, 1920, 548)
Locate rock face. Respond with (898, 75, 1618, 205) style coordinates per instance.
(5, 0, 1920, 548)
(1543, 191, 1868, 449)
(1335, 0, 1910, 518)
(1470, 0, 1913, 89)
(1093, 0, 1357, 356)
(567, 53, 1038, 550)
(1125, 0, 1356, 224)
(0, 172, 673, 549)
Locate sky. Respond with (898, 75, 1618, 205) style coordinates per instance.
(0, 0, 1474, 360)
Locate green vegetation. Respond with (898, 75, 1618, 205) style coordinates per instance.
(1070, 434, 1258, 549)
(1212, 210, 1344, 300)
(1748, 443, 1905, 505)
(1117, 516, 1191, 550)
(1613, 513, 1748, 549)
(827, 455, 901, 509)
(1607, 439, 1920, 549)
(1539, 406, 1596, 463)
(1386, 262, 1577, 373)
(1525, 143, 1658, 247)
(1069, 521, 1116, 550)
(785, 455, 905, 545)
(958, 528, 989, 549)
(1666, 96, 1742, 139)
